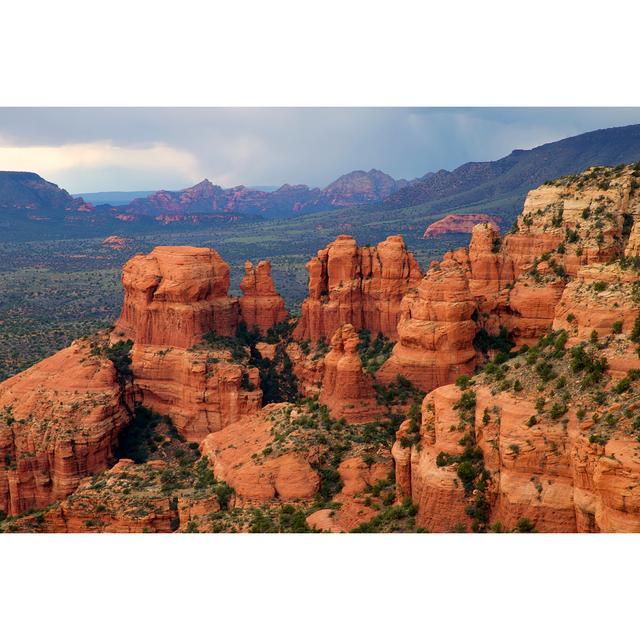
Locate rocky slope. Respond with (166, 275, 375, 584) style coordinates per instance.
(294, 235, 422, 342)
(391, 163, 640, 532)
(0, 338, 129, 517)
(0, 171, 91, 213)
(380, 123, 640, 222)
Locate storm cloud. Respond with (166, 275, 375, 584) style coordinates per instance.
(0, 107, 639, 192)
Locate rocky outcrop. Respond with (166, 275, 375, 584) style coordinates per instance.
(200, 404, 320, 503)
(423, 213, 500, 238)
(3, 458, 222, 533)
(392, 385, 472, 531)
(306, 455, 393, 532)
(130, 344, 261, 442)
(239, 260, 287, 333)
(114, 245, 239, 348)
(377, 250, 477, 392)
(318, 324, 383, 424)
(285, 342, 325, 397)
(294, 235, 422, 343)
(102, 235, 131, 250)
(0, 339, 129, 517)
(394, 331, 640, 532)
(552, 263, 640, 343)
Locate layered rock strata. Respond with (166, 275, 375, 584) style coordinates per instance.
(318, 324, 384, 423)
(377, 250, 477, 392)
(0, 340, 129, 516)
(239, 260, 287, 333)
(294, 235, 422, 342)
(114, 245, 239, 348)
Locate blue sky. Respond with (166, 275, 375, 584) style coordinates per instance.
(0, 107, 639, 192)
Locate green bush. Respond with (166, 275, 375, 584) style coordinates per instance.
(105, 339, 133, 379)
(514, 517, 536, 533)
(593, 281, 607, 293)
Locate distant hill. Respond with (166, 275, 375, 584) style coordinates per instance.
(73, 190, 156, 205)
(3, 123, 640, 242)
(0, 171, 88, 212)
(119, 169, 406, 219)
(378, 123, 640, 220)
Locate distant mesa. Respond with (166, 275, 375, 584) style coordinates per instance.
(102, 235, 132, 249)
(422, 213, 501, 238)
(0, 171, 90, 213)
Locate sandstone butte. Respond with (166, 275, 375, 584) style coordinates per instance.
(4, 163, 640, 533)
(376, 248, 477, 392)
(422, 213, 501, 238)
(113, 246, 294, 441)
(114, 245, 240, 348)
(238, 259, 287, 333)
(293, 234, 422, 343)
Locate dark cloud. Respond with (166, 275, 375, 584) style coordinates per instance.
(0, 107, 639, 191)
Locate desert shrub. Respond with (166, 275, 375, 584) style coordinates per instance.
(105, 339, 133, 379)
(473, 326, 514, 355)
(514, 517, 536, 533)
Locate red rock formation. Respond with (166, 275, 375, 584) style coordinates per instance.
(285, 342, 325, 397)
(468, 223, 512, 298)
(318, 324, 384, 424)
(377, 250, 477, 392)
(200, 404, 320, 503)
(7, 458, 222, 533)
(393, 385, 472, 532)
(114, 246, 239, 348)
(552, 263, 640, 343)
(130, 344, 262, 442)
(294, 235, 422, 343)
(394, 353, 640, 533)
(0, 339, 129, 517)
(102, 235, 131, 250)
(239, 260, 287, 333)
(423, 213, 500, 238)
(306, 455, 393, 532)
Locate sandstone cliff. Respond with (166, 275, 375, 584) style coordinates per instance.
(377, 249, 477, 392)
(114, 245, 239, 348)
(294, 235, 422, 343)
(0, 339, 129, 517)
(393, 326, 640, 532)
(130, 344, 262, 442)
